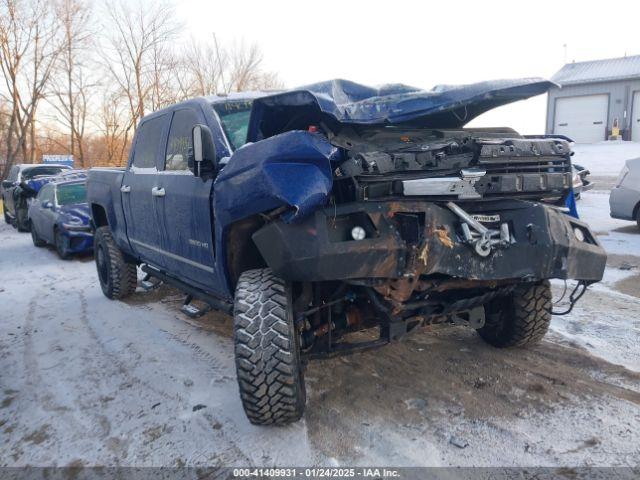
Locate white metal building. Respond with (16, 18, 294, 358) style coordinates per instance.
(546, 55, 640, 143)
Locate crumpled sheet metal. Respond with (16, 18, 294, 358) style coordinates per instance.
(247, 78, 555, 141)
(215, 130, 337, 224)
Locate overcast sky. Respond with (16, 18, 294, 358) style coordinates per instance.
(177, 0, 640, 134)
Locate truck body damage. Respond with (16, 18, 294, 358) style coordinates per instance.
(246, 78, 555, 140)
(87, 78, 608, 425)
(214, 130, 337, 224)
(210, 77, 605, 309)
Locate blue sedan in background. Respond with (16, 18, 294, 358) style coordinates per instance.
(28, 179, 93, 259)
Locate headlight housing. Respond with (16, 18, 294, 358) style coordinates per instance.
(62, 216, 90, 231)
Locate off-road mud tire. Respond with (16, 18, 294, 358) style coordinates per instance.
(30, 222, 45, 247)
(94, 226, 137, 299)
(477, 281, 552, 348)
(233, 268, 306, 425)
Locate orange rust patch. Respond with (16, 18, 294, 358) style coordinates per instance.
(419, 243, 429, 265)
(435, 226, 454, 249)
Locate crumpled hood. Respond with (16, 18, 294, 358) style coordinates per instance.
(247, 78, 554, 141)
(58, 203, 91, 224)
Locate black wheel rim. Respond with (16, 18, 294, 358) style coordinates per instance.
(96, 244, 109, 285)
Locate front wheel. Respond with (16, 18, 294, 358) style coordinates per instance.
(54, 228, 71, 259)
(477, 281, 552, 348)
(31, 222, 45, 247)
(94, 226, 137, 299)
(233, 268, 306, 425)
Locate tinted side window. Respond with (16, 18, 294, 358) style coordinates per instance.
(38, 184, 55, 203)
(165, 109, 201, 171)
(132, 115, 166, 169)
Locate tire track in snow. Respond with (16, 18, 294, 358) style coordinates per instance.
(77, 290, 253, 464)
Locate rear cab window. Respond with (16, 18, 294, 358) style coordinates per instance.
(22, 166, 68, 181)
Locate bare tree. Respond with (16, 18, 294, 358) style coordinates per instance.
(48, 0, 92, 167)
(226, 40, 283, 92)
(101, 0, 179, 129)
(180, 35, 229, 97)
(180, 37, 282, 98)
(0, 0, 65, 177)
(94, 89, 133, 166)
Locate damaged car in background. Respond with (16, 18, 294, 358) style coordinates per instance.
(1, 163, 72, 231)
(87, 78, 606, 426)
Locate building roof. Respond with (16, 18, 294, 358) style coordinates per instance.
(551, 55, 640, 86)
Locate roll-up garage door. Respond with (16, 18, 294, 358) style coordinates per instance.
(554, 95, 608, 143)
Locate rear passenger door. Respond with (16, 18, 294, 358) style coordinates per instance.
(156, 107, 218, 292)
(121, 114, 170, 269)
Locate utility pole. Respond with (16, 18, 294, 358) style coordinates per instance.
(212, 32, 227, 93)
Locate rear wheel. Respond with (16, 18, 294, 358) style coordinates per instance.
(94, 226, 137, 299)
(477, 281, 552, 348)
(233, 268, 306, 425)
(54, 228, 71, 259)
(2, 201, 10, 224)
(636, 206, 640, 231)
(30, 222, 45, 247)
(15, 205, 29, 232)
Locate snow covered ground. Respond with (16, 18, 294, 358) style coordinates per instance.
(572, 141, 640, 177)
(1, 143, 640, 468)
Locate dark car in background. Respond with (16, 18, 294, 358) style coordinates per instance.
(2, 163, 72, 230)
(572, 163, 594, 198)
(28, 178, 93, 258)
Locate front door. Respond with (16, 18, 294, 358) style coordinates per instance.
(32, 183, 56, 242)
(156, 107, 218, 292)
(121, 113, 170, 269)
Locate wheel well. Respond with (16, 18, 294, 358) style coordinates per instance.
(91, 204, 108, 228)
(225, 215, 268, 289)
(633, 201, 640, 220)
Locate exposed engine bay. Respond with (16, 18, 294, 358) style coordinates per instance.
(330, 126, 572, 204)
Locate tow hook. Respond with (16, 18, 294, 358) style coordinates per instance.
(446, 201, 512, 257)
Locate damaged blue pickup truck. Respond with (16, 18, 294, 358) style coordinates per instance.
(87, 78, 606, 426)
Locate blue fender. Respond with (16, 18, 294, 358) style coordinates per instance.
(214, 130, 339, 226)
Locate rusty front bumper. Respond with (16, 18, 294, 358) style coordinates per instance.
(252, 200, 606, 284)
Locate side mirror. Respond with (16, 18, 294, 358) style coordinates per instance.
(190, 124, 217, 178)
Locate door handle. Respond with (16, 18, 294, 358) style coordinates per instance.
(120, 185, 131, 193)
(151, 187, 165, 197)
